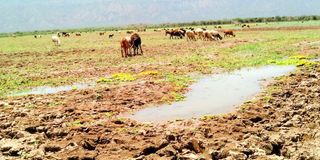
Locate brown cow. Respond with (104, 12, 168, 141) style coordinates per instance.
(165, 29, 183, 39)
(204, 30, 223, 41)
(120, 33, 143, 57)
(186, 30, 196, 41)
(75, 33, 81, 36)
(99, 32, 105, 36)
(223, 30, 236, 37)
(120, 36, 132, 58)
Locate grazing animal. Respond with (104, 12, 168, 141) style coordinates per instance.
(34, 35, 42, 38)
(75, 33, 81, 36)
(165, 30, 183, 39)
(99, 32, 105, 36)
(242, 24, 250, 28)
(61, 32, 70, 37)
(51, 35, 61, 46)
(127, 31, 134, 34)
(179, 28, 186, 37)
(130, 33, 143, 56)
(203, 31, 213, 41)
(223, 30, 236, 37)
(109, 34, 114, 38)
(186, 30, 196, 41)
(120, 36, 132, 58)
(210, 30, 223, 40)
(194, 28, 204, 40)
(204, 30, 222, 41)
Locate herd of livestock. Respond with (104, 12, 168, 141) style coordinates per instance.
(48, 27, 236, 58)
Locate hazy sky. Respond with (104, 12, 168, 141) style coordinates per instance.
(1, 0, 320, 33)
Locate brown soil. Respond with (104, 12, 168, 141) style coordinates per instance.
(0, 63, 319, 160)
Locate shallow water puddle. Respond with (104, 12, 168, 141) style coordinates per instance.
(310, 57, 320, 62)
(11, 83, 93, 96)
(126, 65, 296, 123)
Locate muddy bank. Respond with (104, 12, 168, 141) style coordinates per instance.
(0, 63, 319, 160)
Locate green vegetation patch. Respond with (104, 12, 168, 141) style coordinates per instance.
(97, 73, 136, 83)
(269, 55, 315, 66)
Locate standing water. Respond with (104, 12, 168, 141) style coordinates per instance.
(11, 83, 93, 96)
(126, 65, 296, 123)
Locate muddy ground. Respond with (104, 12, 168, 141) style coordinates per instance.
(0, 62, 319, 160)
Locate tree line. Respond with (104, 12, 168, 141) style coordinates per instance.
(1, 15, 319, 38)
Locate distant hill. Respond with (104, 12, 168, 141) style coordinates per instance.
(1, 0, 320, 33)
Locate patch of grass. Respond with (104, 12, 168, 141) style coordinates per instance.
(115, 127, 127, 134)
(138, 70, 160, 77)
(25, 104, 35, 109)
(165, 74, 194, 89)
(171, 92, 185, 101)
(96, 77, 113, 83)
(97, 73, 136, 84)
(48, 101, 61, 107)
(105, 111, 115, 118)
(71, 120, 83, 127)
(200, 115, 218, 121)
(71, 86, 78, 90)
(112, 73, 136, 82)
(269, 55, 316, 66)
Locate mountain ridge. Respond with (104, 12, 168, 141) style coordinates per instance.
(1, 0, 320, 32)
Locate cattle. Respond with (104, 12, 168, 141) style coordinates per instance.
(99, 32, 105, 36)
(109, 34, 114, 38)
(52, 35, 61, 46)
(242, 24, 250, 28)
(204, 30, 223, 41)
(120, 33, 143, 58)
(211, 30, 223, 40)
(120, 36, 132, 58)
(194, 28, 205, 40)
(34, 35, 42, 38)
(179, 28, 186, 37)
(130, 33, 143, 56)
(223, 30, 236, 37)
(127, 31, 134, 34)
(61, 32, 70, 37)
(75, 33, 81, 36)
(165, 30, 183, 39)
(186, 30, 196, 41)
